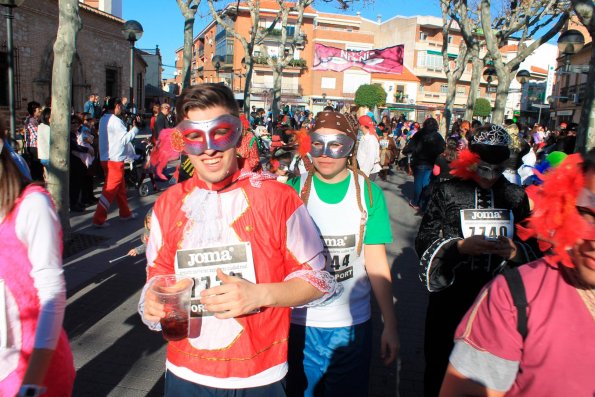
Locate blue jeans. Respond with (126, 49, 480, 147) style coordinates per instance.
(287, 321, 372, 397)
(413, 165, 432, 206)
(164, 371, 287, 397)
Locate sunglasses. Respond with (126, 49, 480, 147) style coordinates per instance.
(174, 115, 242, 155)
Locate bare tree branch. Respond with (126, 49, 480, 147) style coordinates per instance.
(440, 0, 473, 133)
(570, 0, 594, 29)
(480, 0, 569, 123)
(176, 0, 200, 89)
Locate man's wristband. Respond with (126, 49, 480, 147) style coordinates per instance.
(18, 384, 47, 397)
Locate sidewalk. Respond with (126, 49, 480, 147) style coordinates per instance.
(64, 170, 427, 396)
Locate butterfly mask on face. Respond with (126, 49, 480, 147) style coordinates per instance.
(172, 115, 243, 155)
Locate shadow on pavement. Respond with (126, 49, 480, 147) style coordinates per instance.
(391, 247, 427, 397)
(146, 374, 166, 397)
(64, 254, 147, 340)
(72, 313, 166, 396)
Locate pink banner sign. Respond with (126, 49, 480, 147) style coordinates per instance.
(313, 43, 404, 74)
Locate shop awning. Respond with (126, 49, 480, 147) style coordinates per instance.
(427, 50, 457, 58)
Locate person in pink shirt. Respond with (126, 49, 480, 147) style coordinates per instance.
(440, 151, 595, 397)
(0, 126, 75, 397)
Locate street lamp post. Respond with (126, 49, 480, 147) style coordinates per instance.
(215, 61, 221, 83)
(555, 29, 587, 147)
(516, 69, 531, 123)
(557, 29, 585, 72)
(483, 65, 497, 100)
(121, 20, 143, 110)
(0, 0, 25, 140)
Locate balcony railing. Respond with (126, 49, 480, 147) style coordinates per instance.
(315, 26, 375, 35)
(251, 83, 304, 96)
(252, 56, 307, 67)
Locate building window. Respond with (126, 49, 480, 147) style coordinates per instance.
(417, 51, 443, 70)
(105, 67, 119, 98)
(440, 84, 448, 93)
(456, 87, 466, 95)
(0, 49, 9, 107)
(395, 85, 406, 102)
(420, 31, 428, 41)
(321, 77, 336, 89)
(447, 36, 453, 44)
(343, 71, 370, 94)
(0, 44, 20, 108)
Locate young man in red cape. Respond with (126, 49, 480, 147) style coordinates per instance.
(138, 84, 338, 396)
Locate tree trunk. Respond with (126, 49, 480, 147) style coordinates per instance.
(491, 71, 512, 125)
(47, 0, 81, 238)
(243, 57, 255, 115)
(575, 42, 595, 153)
(443, 83, 457, 136)
(465, 52, 482, 121)
(272, 67, 282, 124)
(181, 15, 195, 89)
(177, 0, 198, 90)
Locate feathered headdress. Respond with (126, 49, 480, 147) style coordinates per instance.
(449, 149, 480, 180)
(516, 154, 587, 268)
(294, 128, 311, 157)
(239, 113, 250, 130)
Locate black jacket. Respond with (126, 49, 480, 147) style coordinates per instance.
(153, 112, 174, 141)
(403, 128, 445, 167)
(416, 177, 539, 294)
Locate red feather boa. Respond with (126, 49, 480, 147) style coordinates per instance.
(516, 154, 586, 268)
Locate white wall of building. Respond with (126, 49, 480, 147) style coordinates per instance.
(504, 42, 557, 119)
(99, 0, 122, 18)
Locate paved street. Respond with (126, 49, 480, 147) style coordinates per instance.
(64, 170, 427, 397)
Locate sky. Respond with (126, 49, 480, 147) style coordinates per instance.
(122, 0, 442, 79)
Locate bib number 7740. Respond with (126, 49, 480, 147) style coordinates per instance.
(460, 209, 514, 239)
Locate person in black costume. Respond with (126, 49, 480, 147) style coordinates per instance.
(415, 124, 539, 397)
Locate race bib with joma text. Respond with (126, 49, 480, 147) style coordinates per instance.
(460, 209, 514, 239)
(322, 234, 357, 282)
(175, 242, 257, 318)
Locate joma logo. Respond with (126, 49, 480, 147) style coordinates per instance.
(324, 237, 347, 247)
(187, 250, 232, 266)
(470, 211, 502, 220)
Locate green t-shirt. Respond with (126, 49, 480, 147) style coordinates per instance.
(288, 173, 393, 244)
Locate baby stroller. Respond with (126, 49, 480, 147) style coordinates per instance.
(124, 139, 155, 197)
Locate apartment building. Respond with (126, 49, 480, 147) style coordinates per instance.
(366, 15, 480, 120)
(174, 2, 419, 114)
(174, 5, 556, 122)
(550, 21, 592, 128)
